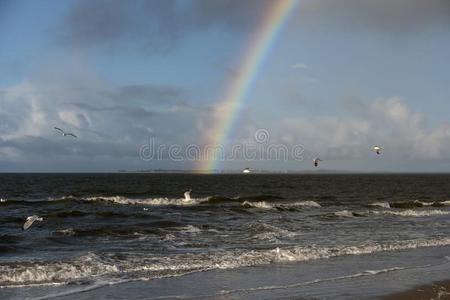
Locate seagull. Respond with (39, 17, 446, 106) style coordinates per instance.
(373, 145, 383, 155)
(23, 215, 43, 230)
(243, 168, 251, 173)
(54, 127, 77, 138)
(313, 158, 323, 167)
(183, 189, 192, 202)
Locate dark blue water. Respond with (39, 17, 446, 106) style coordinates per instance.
(1, 174, 449, 299)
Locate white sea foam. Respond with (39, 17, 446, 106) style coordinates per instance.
(242, 200, 320, 209)
(370, 200, 450, 209)
(3, 238, 450, 288)
(0, 253, 118, 287)
(418, 201, 434, 206)
(369, 202, 391, 208)
(242, 201, 274, 209)
(249, 223, 297, 242)
(333, 210, 356, 218)
(293, 201, 321, 208)
(374, 209, 450, 217)
(84, 196, 209, 206)
(178, 225, 202, 234)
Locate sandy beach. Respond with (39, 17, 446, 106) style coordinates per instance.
(384, 280, 450, 300)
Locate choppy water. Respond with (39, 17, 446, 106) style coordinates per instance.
(1, 173, 449, 299)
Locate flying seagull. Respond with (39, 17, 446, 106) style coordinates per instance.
(184, 189, 192, 202)
(313, 158, 323, 167)
(23, 215, 43, 230)
(373, 145, 383, 155)
(54, 127, 77, 138)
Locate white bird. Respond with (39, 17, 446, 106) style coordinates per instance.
(23, 215, 43, 230)
(373, 145, 383, 155)
(243, 168, 251, 173)
(313, 158, 323, 167)
(54, 127, 77, 138)
(183, 189, 192, 202)
(0, 198, 6, 203)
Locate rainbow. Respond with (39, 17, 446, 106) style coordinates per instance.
(199, 0, 299, 172)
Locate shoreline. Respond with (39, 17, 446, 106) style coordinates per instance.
(4, 246, 450, 300)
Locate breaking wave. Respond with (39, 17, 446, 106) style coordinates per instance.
(0, 253, 118, 287)
(388, 200, 450, 209)
(369, 202, 391, 208)
(242, 200, 321, 210)
(2, 237, 450, 288)
(84, 196, 210, 206)
(374, 209, 450, 217)
(333, 210, 366, 218)
(370, 200, 450, 209)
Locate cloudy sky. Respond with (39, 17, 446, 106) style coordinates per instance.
(1, 0, 449, 172)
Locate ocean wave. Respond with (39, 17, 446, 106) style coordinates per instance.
(3, 237, 450, 288)
(242, 200, 320, 210)
(0, 197, 78, 206)
(434, 200, 450, 207)
(369, 200, 450, 209)
(369, 202, 391, 208)
(388, 200, 446, 209)
(48, 210, 90, 218)
(0, 253, 118, 287)
(84, 196, 210, 206)
(237, 195, 285, 202)
(248, 222, 297, 242)
(332, 210, 366, 218)
(51, 226, 161, 238)
(374, 209, 450, 217)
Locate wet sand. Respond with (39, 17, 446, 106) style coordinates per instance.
(384, 280, 450, 300)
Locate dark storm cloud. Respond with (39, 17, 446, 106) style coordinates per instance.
(59, 0, 450, 52)
(59, 0, 272, 51)
(298, 0, 450, 32)
(60, 0, 133, 47)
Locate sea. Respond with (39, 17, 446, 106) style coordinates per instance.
(1, 173, 450, 299)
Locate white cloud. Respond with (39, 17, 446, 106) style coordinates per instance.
(0, 74, 201, 169)
(279, 97, 450, 160)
